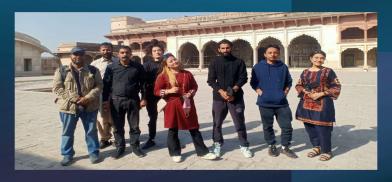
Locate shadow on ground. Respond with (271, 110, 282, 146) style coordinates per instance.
(15, 151, 87, 170)
(102, 119, 377, 161)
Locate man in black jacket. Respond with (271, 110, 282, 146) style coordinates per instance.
(141, 39, 164, 149)
(207, 39, 253, 158)
(102, 46, 147, 158)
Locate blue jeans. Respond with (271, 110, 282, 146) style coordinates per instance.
(259, 106, 293, 146)
(59, 111, 99, 158)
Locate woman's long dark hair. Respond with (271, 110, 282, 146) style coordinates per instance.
(309, 50, 326, 58)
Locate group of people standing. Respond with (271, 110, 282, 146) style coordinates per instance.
(52, 39, 341, 166)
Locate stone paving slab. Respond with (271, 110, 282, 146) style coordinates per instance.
(15, 71, 377, 170)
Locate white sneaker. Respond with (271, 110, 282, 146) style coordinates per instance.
(240, 146, 253, 158)
(212, 142, 221, 157)
(172, 156, 182, 163)
(200, 152, 217, 160)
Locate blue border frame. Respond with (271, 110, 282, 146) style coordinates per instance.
(3, 0, 391, 181)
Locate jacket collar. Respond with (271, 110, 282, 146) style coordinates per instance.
(67, 63, 89, 72)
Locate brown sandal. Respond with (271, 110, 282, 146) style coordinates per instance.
(319, 152, 333, 161)
(307, 147, 321, 158)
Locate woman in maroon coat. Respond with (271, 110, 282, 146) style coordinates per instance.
(154, 53, 217, 163)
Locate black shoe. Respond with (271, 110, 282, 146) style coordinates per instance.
(281, 146, 298, 159)
(132, 147, 146, 158)
(113, 148, 125, 159)
(89, 154, 101, 164)
(268, 145, 280, 157)
(141, 139, 156, 150)
(99, 140, 112, 149)
(60, 156, 73, 166)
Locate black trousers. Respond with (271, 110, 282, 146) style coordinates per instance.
(145, 95, 160, 139)
(110, 97, 141, 149)
(304, 122, 333, 153)
(212, 99, 249, 147)
(259, 106, 293, 146)
(167, 128, 209, 157)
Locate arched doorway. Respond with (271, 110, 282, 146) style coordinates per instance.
(232, 39, 253, 67)
(202, 41, 218, 68)
(367, 26, 377, 39)
(131, 56, 142, 64)
(257, 37, 285, 63)
(367, 47, 377, 67)
(341, 27, 364, 40)
(288, 35, 321, 68)
(130, 42, 141, 51)
(341, 48, 364, 68)
(178, 42, 199, 68)
(142, 41, 151, 53)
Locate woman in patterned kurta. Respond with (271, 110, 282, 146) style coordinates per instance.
(154, 53, 216, 163)
(295, 50, 341, 161)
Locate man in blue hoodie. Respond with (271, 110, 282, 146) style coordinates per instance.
(250, 45, 298, 158)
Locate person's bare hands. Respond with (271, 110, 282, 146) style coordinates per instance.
(284, 87, 290, 96)
(168, 87, 179, 94)
(309, 92, 324, 100)
(233, 85, 240, 93)
(218, 89, 230, 100)
(227, 96, 235, 102)
(184, 92, 192, 98)
(77, 97, 89, 106)
(140, 99, 147, 108)
(102, 101, 110, 111)
(256, 88, 263, 96)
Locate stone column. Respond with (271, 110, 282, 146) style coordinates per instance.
(252, 30, 257, 66)
(199, 49, 204, 70)
(364, 46, 368, 70)
(364, 21, 368, 70)
(338, 47, 343, 69)
(284, 45, 289, 66)
(284, 29, 289, 66)
(139, 43, 143, 64)
(253, 47, 258, 66)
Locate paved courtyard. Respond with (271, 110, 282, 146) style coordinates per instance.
(15, 69, 377, 170)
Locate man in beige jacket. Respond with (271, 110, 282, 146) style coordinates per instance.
(53, 47, 103, 166)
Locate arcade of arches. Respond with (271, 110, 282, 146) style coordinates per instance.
(341, 47, 377, 68)
(127, 34, 376, 69)
(339, 25, 377, 68)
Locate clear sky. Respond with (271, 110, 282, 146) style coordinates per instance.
(15, 12, 214, 53)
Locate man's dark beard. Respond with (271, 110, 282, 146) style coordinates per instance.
(72, 60, 83, 66)
(103, 53, 112, 59)
(219, 52, 232, 57)
(155, 56, 163, 61)
(120, 57, 129, 61)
